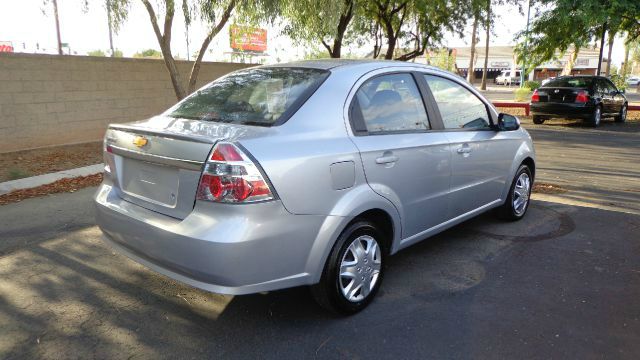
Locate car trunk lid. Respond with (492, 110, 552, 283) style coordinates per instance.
(537, 87, 586, 103)
(103, 116, 270, 219)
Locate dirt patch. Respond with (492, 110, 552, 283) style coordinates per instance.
(0, 173, 103, 205)
(533, 182, 567, 194)
(0, 142, 103, 182)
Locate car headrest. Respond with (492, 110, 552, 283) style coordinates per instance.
(370, 90, 402, 106)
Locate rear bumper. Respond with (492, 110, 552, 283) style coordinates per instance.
(530, 102, 594, 118)
(95, 183, 345, 295)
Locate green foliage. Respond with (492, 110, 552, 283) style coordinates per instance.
(425, 49, 457, 72)
(515, 0, 640, 69)
(514, 87, 532, 102)
(610, 74, 627, 91)
(523, 80, 540, 90)
(133, 49, 162, 58)
(87, 49, 106, 57)
(112, 49, 123, 57)
(8, 168, 30, 181)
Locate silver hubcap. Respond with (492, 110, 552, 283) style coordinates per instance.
(513, 172, 531, 216)
(595, 108, 601, 124)
(622, 106, 627, 120)
(339, 235, 382, 302)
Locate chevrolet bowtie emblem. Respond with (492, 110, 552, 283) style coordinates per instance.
(133, 136, 148, 148)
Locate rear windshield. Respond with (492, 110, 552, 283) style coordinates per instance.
(166, 67, 329, 126)
(544, 77, 593, 88)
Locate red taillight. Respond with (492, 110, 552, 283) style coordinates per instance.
(210, 143, 243, 161)
(531, 89, 540, 103)
(196, 142, 274, 203)
(575, 90, 589, 103)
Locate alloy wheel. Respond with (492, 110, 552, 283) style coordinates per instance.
(513, 172, 531, 216)
(338, 235, 382, 302)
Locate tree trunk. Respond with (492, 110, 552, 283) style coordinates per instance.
(480, 0, 491, 91)
(561, 47, 579, 75)
(327, 0, 354, 58)
(52, 0, 63, 55)
(107, 0, 115, 56)
(622, 35, 630, 76)
(142, 0, 187, 100)
(597, 22, 607, 75)
(187, 0, 235, 94)
(467, 15, 479, 83)
(383, 18, 397, 60)
(605, 30, 615, 76)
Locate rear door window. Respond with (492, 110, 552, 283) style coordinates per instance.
(166, 67, 329, 126)
(424, 75, 491, 130)
(352, 73, 430, 134)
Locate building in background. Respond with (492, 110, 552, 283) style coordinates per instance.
(0, 41, 14, 53)
(455, 45, 604, 83)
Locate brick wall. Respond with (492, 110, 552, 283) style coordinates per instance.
(0, 53, 253, 153)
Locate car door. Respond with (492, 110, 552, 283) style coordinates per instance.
(595, 79, 615, 114)
(348, 72, 452, 239)
(422, 74, 514, 219)
(602, 78, 624, 114)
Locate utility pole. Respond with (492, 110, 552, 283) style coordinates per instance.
(107, 0, 115, 56)
(520, 0, 531, 86)
(52, 0, 63, 55)
(597, 22, 607, 76)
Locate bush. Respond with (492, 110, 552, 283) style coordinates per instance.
(87, 49, 106, 57)
(523, 80, 540, 90)
(514, 87, 532, 102)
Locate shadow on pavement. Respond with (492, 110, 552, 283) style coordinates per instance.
(2, 200, 639, 359)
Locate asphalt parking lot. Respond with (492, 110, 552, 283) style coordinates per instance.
(1, 118, 639, 359)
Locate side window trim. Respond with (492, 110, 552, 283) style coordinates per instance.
(421, 73, 497, 131)
(413, 71, 445, 130)
(348, 71, 434, 136)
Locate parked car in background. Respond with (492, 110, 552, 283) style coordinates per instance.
(95, 60, 536, 314)
(530, 75, 627, 127)
(626, 76, 640, 86)
(495, 70, 522, 85)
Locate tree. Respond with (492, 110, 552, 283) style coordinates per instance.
(480, 0, 490, 90)
(133, 49, 163, 58)
(467, 15, 479, 83)
(282, 0, 357, 58)
(88, 49, 107, 56)
(515, 0, 639, 74)
(109, 0, 277, 100)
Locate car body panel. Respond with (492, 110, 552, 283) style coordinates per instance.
(96, 60, 535, 296)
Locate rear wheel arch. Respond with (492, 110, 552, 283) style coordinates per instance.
(350, 208, 395, 255)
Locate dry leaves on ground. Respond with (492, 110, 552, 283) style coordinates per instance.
(0, 174, 103, 205)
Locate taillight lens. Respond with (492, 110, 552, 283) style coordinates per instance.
(575, 90, 589, 103)
(196, 142, 274, 203)
(531, 89, 540, 102)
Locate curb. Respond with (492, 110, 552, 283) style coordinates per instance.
(0, 164, 103, 195)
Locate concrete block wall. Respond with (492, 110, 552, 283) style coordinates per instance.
(0, 53, 253, 153)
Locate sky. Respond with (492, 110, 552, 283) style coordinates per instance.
(0, 0, 627, 67)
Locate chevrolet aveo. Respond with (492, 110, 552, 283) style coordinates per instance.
(95, 60, 535, 314)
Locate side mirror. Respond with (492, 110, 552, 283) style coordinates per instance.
(497, 113, 520, 131)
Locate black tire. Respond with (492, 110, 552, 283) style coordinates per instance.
(498, 164, 533, 221)
(615, 104, 627, 123)
(586, 105, 602, 127)
(532, 116, 545, 124)
(311, 220, 385, 315)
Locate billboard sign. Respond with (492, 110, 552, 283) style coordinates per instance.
(230, 26, 267, 52)
(0, 41, 14, 53)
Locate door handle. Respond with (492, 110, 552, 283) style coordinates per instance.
(375, 155, 398, 164)
(457, 147, 472, 154)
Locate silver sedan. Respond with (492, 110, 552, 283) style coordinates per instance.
(95, 60, 535, 314)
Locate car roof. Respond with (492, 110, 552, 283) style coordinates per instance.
(265, 59, 440, 71)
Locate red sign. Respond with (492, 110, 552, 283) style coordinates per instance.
(230, 26, 267, 52)
(0, 41, 13, 53)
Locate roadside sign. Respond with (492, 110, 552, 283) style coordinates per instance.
(0, 41, 14, 53)
(230, 25, 267, 52)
